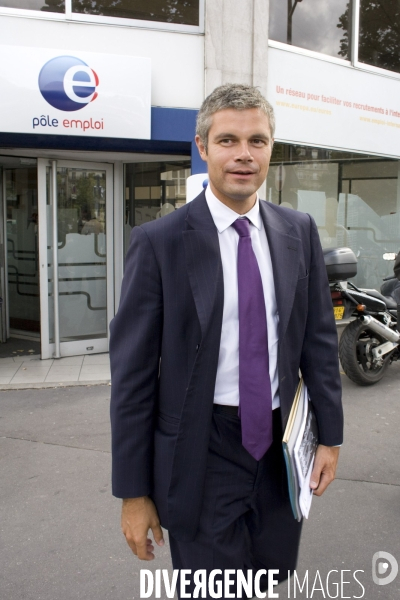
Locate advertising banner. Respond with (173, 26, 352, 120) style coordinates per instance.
(268, 47, 400, 158)
(0, 45, 151, 139)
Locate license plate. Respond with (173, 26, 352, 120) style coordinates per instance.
(333, 306, 345, 320)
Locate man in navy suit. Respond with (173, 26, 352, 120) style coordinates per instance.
(110, 84, 343, 597)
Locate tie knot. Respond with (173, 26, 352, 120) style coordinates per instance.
(232, 218, 251, 238)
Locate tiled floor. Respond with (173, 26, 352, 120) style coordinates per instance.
(0, 353, 111, 389)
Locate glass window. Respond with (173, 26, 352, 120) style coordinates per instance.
(269, 0, 351, 59)
(1, 0, 199, 25)
(71, 0, 199, 26)
(5, 165, 40, 334)
(0, 0, 64, 10)
(358, 0, 400, 74)
(267, 143, 400, 289)
(123, 160, 191, 260)
(46, 166, 108, 344)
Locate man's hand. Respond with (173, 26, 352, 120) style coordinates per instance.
(310, 445, 340, 496)
(121, 496, 164, 560)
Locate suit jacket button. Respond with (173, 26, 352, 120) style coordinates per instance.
(196, 344, 200, 351)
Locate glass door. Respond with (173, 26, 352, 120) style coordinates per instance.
(38, 159, 113, 359)
(2, 160, 40, 342)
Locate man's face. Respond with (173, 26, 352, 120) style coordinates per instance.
(195, 108, 273, 212)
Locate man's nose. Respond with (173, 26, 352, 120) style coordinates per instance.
(235, 142, 253, 161)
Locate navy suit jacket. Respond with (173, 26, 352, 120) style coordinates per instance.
(110, 191, 343, 542)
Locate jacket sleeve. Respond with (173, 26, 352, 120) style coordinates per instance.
(299, 215, 344, 446)
(109, 226, 162, 498)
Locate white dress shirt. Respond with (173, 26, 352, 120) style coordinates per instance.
(206, 187, 280, 410)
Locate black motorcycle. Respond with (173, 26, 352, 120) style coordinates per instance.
(324, 248, 400, 386)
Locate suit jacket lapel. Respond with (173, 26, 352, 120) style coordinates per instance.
(183, 191, 224, 338)
(259, 201, 301, 342)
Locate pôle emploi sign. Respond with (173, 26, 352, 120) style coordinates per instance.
(0, 45, 151, 139)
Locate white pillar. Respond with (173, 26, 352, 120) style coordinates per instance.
(205, 0, 270, 98)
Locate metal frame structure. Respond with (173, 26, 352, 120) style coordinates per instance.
(51, 159, 60, 358)
(38, 158, 114, 359)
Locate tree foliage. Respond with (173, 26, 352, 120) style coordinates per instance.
(337, 0, 400, 73)
(337, 2, 352, 60)
(41, 0, 199, 25)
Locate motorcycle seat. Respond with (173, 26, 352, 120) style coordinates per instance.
(381, 278, 400, 302)
(362, 289, 397, 309)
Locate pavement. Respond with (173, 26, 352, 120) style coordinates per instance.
(0, 353, 111, 389)
(1, 365, 400, 600)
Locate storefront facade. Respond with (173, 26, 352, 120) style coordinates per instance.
(0, 2, 204, 357)
(266, 0, 400, 291)
(0, 0, 400, 358)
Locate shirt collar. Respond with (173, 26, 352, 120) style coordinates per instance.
(205, 186, 262, 233)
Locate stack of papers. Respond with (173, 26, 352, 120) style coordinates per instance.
(282, 379, 319, 521)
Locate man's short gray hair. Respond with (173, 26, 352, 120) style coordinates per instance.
(196, 83, 275, 151)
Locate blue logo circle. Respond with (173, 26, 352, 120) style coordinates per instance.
(39, 56, 99, 112)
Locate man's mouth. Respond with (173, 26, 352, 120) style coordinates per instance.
(228, 169, 256, 176)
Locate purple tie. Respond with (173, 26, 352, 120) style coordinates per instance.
(232, 218, 273, 461)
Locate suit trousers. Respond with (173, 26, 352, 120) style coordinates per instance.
(168, 407, 303, 600)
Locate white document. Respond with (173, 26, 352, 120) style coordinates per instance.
(293, 384, 319, 518)
(299, 461, 314, 518)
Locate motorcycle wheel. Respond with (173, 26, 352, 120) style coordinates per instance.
(339, 319, 392, 386)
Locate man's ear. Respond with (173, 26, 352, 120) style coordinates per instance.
(195, 135, 207, 162)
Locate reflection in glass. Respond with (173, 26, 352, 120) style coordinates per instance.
(71, 0, 199, 25)
(0, 0, 64, 10)
(123, 161, 190, 260)
(357, 0, 400, 74)
(47, 167, 107, 343)
(5, 166, 40, 334)
(41, 0, 65, 12)
(269, 0, 351, 59)
(267, 143, 400, 289)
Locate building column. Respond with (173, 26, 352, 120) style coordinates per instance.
(205, 0, 270, 98)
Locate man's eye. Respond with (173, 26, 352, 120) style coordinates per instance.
(252, 139, 266, 146)
(220, 139, 234, 144)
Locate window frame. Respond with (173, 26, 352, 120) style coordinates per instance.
(268, 0, 400, 82)
(353, 0, 400, 80)
(0, 0, 205, 34)
(268, 39, 351, 68)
